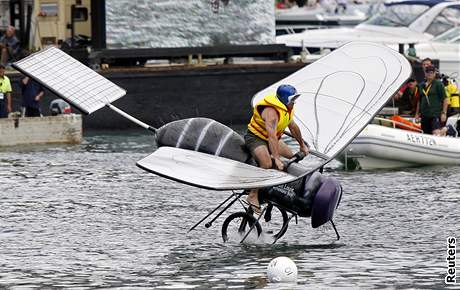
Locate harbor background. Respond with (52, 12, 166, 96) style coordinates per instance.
(1, 0, 458, 288)
(0, 131, 458, 288)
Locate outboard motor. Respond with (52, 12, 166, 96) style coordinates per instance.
(49, 99, 72, 116)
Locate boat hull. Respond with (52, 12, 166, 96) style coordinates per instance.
(0, 114, 82, 147)
(337, 124, 460, 170)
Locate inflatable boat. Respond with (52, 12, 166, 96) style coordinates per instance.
(337, 115, 460, 170)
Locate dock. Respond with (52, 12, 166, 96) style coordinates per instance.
(0, 114, 82, 146)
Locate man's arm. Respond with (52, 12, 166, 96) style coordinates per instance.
(35, 90, 44, 102)
(441, 97, 449, 122)
(10, 37, 20, 55)
(440, 82, 448, 123)
(261, 107, 283, 170)
(6, 92, 11, 113)
(393, 85, 406, 100)
(415, 85, 421, 120)
(288, 121, 309, 154)
(393, 91, 403, 100)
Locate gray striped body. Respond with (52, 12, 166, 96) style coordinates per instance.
(156, 118, 251, 163)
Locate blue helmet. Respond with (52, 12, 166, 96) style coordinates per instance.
(276, 84, 299, 106)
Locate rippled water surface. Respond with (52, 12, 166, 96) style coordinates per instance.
(0, 130, 458, 289)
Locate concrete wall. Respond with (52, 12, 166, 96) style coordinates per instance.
(0, 114, 82, 146)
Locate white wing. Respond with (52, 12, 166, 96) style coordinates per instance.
(252, 41, 412, 159)
(13, 47, 126, 114)
(136, 147, 297, 190)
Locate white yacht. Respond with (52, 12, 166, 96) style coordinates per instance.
(415, 27, 460, 77)
(277, 0, 460, 51)
(275, 1, 381, 35)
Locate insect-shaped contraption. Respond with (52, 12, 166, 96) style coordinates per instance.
(13, 42, 411, 243)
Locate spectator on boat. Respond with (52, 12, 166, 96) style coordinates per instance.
(421, 57, 434, 73)
(0, 26, 20, 67)
(393, 78, 419, 115)
(415, 65, 448, 135)
(244, 84, 309, 213)
(422, 58, 459, 116)
(21, 76, 44, 117)
(441, 75, 460, 116)
(436, 124, 458, 137)
(0, 64, 12, 118)
(276, 0, 286, 9)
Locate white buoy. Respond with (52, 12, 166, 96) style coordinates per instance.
(267, 256, 298, 283)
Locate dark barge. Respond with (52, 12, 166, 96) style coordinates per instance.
(9, 61, 306, 130)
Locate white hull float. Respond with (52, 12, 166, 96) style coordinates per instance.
(0, 114, 82, 147)
(337, 123, 460, 170)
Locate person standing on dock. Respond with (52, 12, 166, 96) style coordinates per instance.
(415, 65, 448, 135)
(21, 76, 44, 117)
(0, 64, 12, 118)
(244, 84, 309, 212)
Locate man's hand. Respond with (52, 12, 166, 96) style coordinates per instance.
(299, 143, 309, 155)
(441, 112, 447, 123)
(414, 113, 420, 123)
(274, 158, 284, 171)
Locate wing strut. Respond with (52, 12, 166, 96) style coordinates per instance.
(13, 47, 157, 134)
(106, 103, 157, 133)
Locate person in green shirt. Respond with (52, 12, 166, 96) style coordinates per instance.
(415, 65, 448, 135)
(0, 64, 12, 118)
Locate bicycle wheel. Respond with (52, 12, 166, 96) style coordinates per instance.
(221, 212, 262, 242)
(261, 204, 289, 240)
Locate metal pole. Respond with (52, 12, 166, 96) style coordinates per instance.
(330, 219, 340, 240)
(106, 103, 156, 133)
(70, 5, 75, 48)
(240, 207, 266, 244)
(187, 192, 239, 233)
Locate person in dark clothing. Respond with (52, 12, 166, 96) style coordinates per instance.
(415, 65, 448, 136)
(0, 26, 20, 66)
(393, 78, 419, 115)
(21, 76, 44, 117)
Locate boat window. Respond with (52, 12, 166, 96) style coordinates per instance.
(433, 27, 460, 43)
(363, 4, 429, 27)
(425, 7, 460, 36)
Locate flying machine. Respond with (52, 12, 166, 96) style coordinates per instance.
(12, 42, 411, 243)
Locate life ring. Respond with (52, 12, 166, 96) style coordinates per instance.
(390, 115, 421, 132)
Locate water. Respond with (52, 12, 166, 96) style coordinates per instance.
(0, 130, 459, 289)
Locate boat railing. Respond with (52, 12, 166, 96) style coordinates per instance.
(373, 117, 423, 133)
